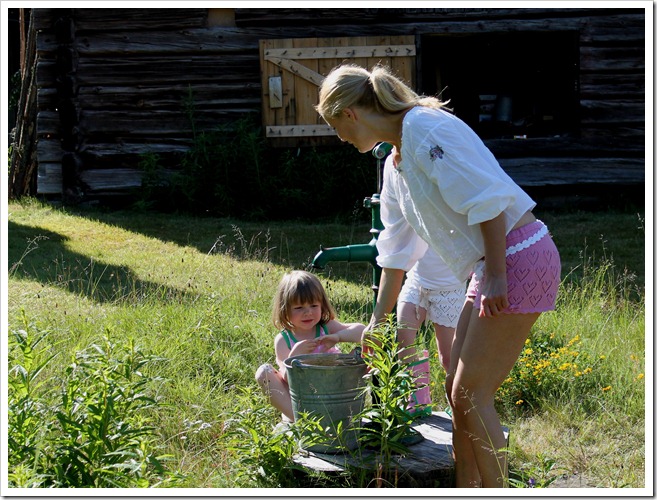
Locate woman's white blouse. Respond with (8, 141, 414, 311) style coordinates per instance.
(376, 160, 464, 290)
(388, 106, 536, 281)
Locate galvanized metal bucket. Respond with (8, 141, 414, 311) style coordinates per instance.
(284, 352, 367, 453)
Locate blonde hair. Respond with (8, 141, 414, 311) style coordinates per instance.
(316, 64, 445, 120)
(272, 270, 336, 331)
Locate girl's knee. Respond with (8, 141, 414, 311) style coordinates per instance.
(255, 363, 276, 385)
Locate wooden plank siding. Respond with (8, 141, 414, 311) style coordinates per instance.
(31, 7, 645, 196)
(260, 36, 416, 146)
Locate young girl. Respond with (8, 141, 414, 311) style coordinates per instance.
(255, 270, 365, 422)
(315, 64, 560, 487)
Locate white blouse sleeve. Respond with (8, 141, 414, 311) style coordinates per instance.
(410, 116, 518, 226)
(376, 157, 428, 272)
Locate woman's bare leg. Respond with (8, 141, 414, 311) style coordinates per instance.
(451, 309, 540, 487)
(446, 299, 481, 487)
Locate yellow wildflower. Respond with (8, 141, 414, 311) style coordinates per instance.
(602, 385, 612, 392)
(516, 400, 524, 405)
(636, 373, 644, 381)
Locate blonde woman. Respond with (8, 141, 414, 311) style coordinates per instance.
(315, 64, 560, 487)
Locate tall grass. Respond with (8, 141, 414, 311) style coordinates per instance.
(6, 198, 646, 488)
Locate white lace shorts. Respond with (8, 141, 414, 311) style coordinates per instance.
(398, 281, 466, 329)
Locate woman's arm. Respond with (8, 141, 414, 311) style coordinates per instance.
(479, 213, 509, 318)
(366, 267, 405, 330)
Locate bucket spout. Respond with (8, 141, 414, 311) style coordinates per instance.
(312, 243, 378, 270)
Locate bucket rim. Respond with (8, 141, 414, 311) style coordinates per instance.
(284, 352, 366, 369)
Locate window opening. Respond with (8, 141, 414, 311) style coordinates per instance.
(421, 32, 580, 140)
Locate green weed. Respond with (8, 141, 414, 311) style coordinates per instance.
(8, 315, 182, 488)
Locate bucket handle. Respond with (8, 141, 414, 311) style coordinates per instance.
(290, 358, 304, 368)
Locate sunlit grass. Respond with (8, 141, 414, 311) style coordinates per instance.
(7, 198, 645, 488)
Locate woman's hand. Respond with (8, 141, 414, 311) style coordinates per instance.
(479, 214, 509, 318)
(361, 322, 382, 355)
(479, 273, 509, 318)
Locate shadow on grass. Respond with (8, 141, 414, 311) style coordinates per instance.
(8, 220, 196, 305)
(60, 205, 377, 287)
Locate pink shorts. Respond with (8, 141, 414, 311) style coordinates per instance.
(466, 220, 561, 314)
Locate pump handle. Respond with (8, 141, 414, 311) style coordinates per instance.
(372, 142, 393, 160)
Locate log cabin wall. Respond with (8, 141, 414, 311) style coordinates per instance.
(32, 7, 645, 197)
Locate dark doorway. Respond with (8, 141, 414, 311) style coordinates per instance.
(420, 31, 580, 140)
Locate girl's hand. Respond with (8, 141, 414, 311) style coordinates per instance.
(289, 339, 318, 357)
(479, 273, 509, 318)
(318, 334, 339, 349)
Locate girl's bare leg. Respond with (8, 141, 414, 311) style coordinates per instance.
(432, 322, 455, 373)
(396, 301, 426, 363)
(255, 364, 294, 421)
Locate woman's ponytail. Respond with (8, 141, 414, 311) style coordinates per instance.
(316, 64, 445, 119)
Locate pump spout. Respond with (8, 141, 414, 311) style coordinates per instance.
(312, 243, 378, 270)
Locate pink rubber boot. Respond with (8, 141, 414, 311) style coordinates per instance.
(406, 350, 432, 417)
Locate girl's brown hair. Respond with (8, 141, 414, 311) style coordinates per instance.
(271, 270, 336, 331)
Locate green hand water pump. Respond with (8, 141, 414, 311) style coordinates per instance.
(312, 142, 393, 306)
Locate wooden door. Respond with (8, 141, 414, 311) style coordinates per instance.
(259, 36, 416, 145)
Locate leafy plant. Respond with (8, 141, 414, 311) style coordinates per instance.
(357, 316, 423, 481)
(7, 316, 181, 488)
(7, 312, 57, 486)
(223, 389, 332, 487)
(509, 453, 562, 488)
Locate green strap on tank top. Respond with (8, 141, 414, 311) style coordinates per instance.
(281, 330, 294, 350)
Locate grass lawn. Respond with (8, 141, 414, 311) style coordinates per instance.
(6, 198, 646, 489)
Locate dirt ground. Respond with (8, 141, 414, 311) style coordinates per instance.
(547, 473, 595, 488)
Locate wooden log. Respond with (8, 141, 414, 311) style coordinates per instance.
(580, 45, 645, 72)
(579, 100, 644, 125)
(499, 157, 644, 186)
(235, 8, 642, 29)
(292, 412, 509, 488)
(79, 168, 143, 190)
(485, 136, 644, 159)
(579, 73, 644, 99)
(32, 14, 644, 64)
(232, 10, 644, 43)
(33, 10, 645, 46)
(33, 8, 208, 32)
(37, 83, 260, 110)
(36, 162, 63, 194)
(37, 56, 261, 88)
(78, 109, 255, 136)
